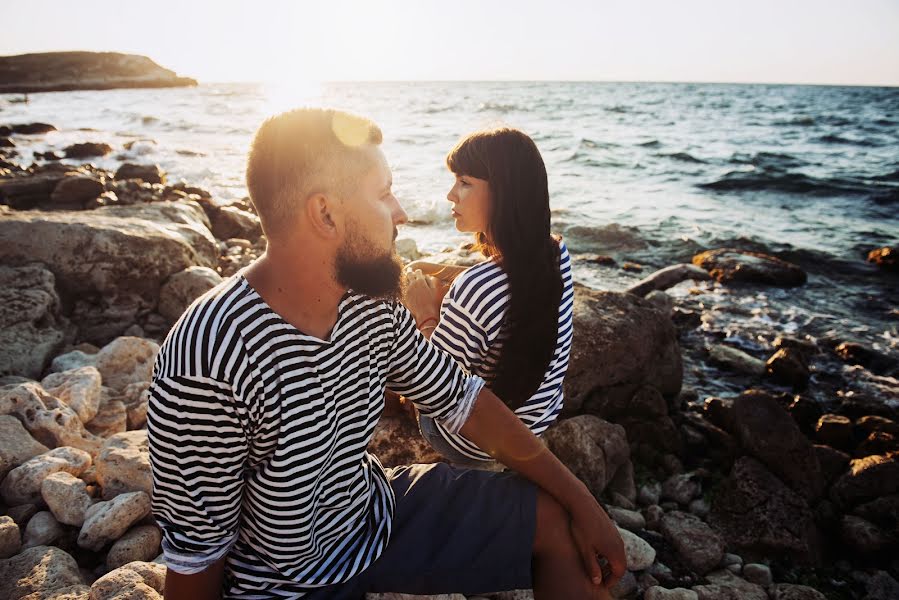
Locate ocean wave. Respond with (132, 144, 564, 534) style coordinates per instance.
(638, 140, 661, 148)
(774, 115, 816, 126)
(699, 168, 899, 198)
(476, 101, 523, 112)
(660, 152, 705, 164)
(729, 151, 808, 170)
(815, 134, 878, 147)
(559, 222, 649, 252)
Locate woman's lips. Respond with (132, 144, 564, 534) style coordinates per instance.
(451, 209, 460, 218)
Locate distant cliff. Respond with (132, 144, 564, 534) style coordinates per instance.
(0, 51, 197, 93)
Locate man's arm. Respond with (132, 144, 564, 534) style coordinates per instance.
(165, 557, 227, 600)
(460, 388, 627, 587)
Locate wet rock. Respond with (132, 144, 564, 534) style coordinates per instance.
(617, 525, 656, 571)
(661, 473, 701, 506)
(815, 414, 853, 449)
(766, 347, 810, 389)
(645, 588, 697, 600)
(0, 415, 50, 477)
(835, 342, 899, 375)
(50, 176, 104, 206)
(210, 205, 262, 242)
(41, 367, 102, 424)
(608, 506, 645, 530)
(840, 515, 892, 554)
(77, 491, 151, 551)
(157, 266, 223, 322)
(94, 337, 158, 393)
(733, 389, 824, 502)
(0, 447, 92, 506)
(89, 560, 165, 600)
(22, 511, 64, 549)
(10, 123, 58, 135)
(692, 248, 807, 287)
(564, 287, 682, 414)
(41, 472, 94, 527)
(95, 431, 151, 499)
(0, 515, 22, 558)
(543, 415, 634, 501)
(856, 415, 899, 437)
(709, 457, 820, 563)
(813, 444, 850, 486)
(0, 383, 103, 455)
(772, 584, 827, 599)
(0, 545, 84, 600)
(708, 345, 766, 376)
(106, 525, 161, 570)
(867, 246, 897, 271)
(114, 163, 165, 185)
(0, 202, 217, 318)
(0, 264, 66, 379)
(62, 143, 112, 159)
(660, 511, 725, 575)
(85, 396, 126, 438)
(693, 569, 767, 600)
(830, 452, 899, 509)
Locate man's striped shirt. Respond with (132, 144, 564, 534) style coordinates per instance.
(147, 276, 484, 598)
(428, 239, 573, 461)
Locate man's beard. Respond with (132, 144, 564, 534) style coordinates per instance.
(335, 222, 403, 301)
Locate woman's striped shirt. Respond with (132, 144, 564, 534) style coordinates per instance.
(427, 239, 574, 461)
(146, 275, 484, 598)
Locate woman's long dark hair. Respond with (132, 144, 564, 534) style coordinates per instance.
(447, 127, 562, 411)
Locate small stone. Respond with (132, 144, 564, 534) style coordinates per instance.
(721, 553, 742, 567)
(50, 176, 105, 206)
(694, 569, 767, 600)
(608, 506, 646, 531)
(644, 505, 664, 530)
(114, 163, 165, 184)
(41, 471, 94, 527)
(0, 515, 22, 558)
(0, 447, 93, 506)
(77, 491, 151, 551)
(63, 143, 112, 159)
(662, 473, 701, 505)
(638, 481, 662, 506)
(617, 525, 656, 571)
(645, 587, 698, 600)
(660, 511, 725, 575)
(610, 492, 636, 511)
(22, 511, 64, 549)
(93, 337, 159, 393)
(49, 351, 96, 375)
(725, 563, 742, 574)
(106, 525, 162, 570)
(158, 266, 223, 323)
(85, 397, 127, 438)
(742, 563, 773, 586)
(766, 347, 810, 389)
(708, 345, 766, 376)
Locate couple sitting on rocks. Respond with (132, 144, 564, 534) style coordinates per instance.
(147, 108, 626, 600)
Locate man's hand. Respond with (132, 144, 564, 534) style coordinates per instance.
(403, 269, 445, 328)
(569, 500, 627, 588)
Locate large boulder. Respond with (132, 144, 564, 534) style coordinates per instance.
(709, 457, 821, 563)
(0, 264, 67, 379)
(157, 266, 223, 323)
(732, 389, 825, 502)
(692, 249, 807, 286)
(564, 287, 682, 414)
(0, 201, 216, 306)
(0, 545, 84, 600)
(543, 415, 635, 501)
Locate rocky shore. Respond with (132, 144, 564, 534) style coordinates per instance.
(1, 123, 898, 600)
(0, 52, 197, 94)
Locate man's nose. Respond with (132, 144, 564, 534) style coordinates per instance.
(392, 196, 408, 225)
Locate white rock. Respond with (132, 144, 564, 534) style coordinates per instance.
(41, 366, 103, 423)
(1, 446, 92, 506)
(78, 491, 151, 551)
(94, 337, 159, 393)
(0, 515, 22, 558)
(616, 525, 656, 571)
(107, 525, 162, 570)
(41, 471, 95, 526)
(23, 511, 64, 549)
(95, 431, 151, 499)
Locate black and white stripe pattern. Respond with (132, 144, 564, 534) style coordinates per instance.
(428, 239, 574, 461)
(147, 276, 484, 598)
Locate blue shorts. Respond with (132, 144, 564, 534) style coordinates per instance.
(303, 462, 537, 599)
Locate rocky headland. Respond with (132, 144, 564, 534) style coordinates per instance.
(1, 122, 898, 600)
(0, 52, 197, 94)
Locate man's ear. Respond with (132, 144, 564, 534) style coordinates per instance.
(306, 192, 340, 239)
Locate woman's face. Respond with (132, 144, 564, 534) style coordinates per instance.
(447, 174, 490, 234)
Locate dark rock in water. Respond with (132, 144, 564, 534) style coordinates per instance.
(0, 173, 66, 209)
(867, 247, 897, 272)
(830, 452, 899, 509)
(564, 286, 682, 414)
(834, 341, 899, 376)
(6, 123, 57, 135)
(34, 151, 63, 162)
(63, 142, 113, 159)
(773, 335, 820, 356)
(856, 415, 899, 437)
(815, 414, 854, 450)
(114, 163, 165, 185)
(813, 444, 850, 487)
(0, 52, 196, 93)
(710, 456, 821, 564)
(0, 137, 14, 148)
(49, 175, 105, 207)
(766, 347, 810, 389)
(734, 389, 825, 502)
(0, 264, 68, 379)
(838, 394, 899, 421)
(693, 248, 807, 286)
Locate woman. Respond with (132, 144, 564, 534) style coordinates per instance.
(404, 127, 574, 466)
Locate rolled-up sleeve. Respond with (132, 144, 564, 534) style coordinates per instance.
(147, 373, 248, 574)
(386, 303, 484, 434)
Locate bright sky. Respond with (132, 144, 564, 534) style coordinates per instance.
(3, 0, 898, 86)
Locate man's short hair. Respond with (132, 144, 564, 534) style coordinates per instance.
(246, 108, 383, 238)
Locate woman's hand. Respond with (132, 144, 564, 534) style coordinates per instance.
(403, 269, 445, 328)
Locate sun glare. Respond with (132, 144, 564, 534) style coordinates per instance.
(262, 80, 324, 115)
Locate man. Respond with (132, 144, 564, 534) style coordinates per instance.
(147, 108, 625, 599)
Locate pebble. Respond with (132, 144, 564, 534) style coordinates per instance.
(644, 504, 664, 531)
(617, 525, 657, 571)
(608, 506, 646, 530)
